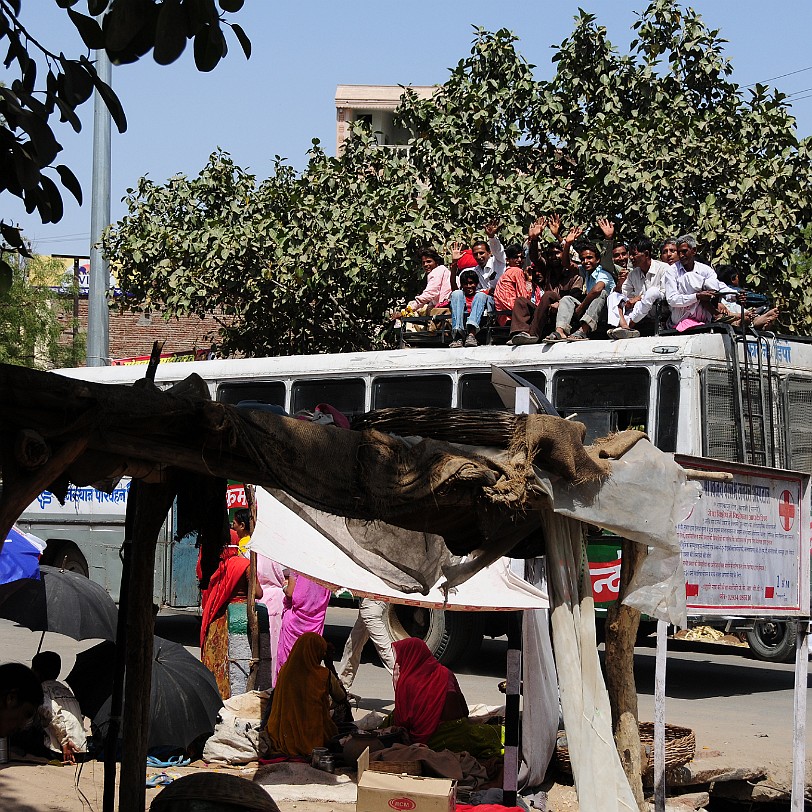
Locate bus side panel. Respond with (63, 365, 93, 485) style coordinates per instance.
(169, 532, 201, 608)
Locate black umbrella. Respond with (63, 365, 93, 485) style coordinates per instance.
(0, 564, 117, 641)
(67, 637, 223, 749)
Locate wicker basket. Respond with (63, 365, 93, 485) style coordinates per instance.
(368, 760, 422, 776)
(555, 722, 695, 780)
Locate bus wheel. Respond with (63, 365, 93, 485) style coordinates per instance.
(385, 605, 482, 667)
(745, 620, 797, 663)
(44, 543, 89, 578)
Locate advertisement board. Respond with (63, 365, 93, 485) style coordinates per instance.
(675, 456, 810, 617)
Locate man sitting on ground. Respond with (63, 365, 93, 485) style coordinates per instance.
(608, 236, 670, 339)
(31, 651, 87, 764)
(544, 241, 615, 342)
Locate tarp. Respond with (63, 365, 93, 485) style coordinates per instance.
(249, 487, 549, 611)
(0, 525, 46, 585)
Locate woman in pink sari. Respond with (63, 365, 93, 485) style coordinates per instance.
(274, 572, 331, 684)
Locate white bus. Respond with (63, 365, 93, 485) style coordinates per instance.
(19, 328, 812, 662)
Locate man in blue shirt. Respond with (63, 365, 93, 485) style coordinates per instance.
(544, 242, 615, 341)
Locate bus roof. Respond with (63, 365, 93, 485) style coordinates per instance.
(54, 332, 812, 386)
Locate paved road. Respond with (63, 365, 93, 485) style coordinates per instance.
(1, 606, 808, 771)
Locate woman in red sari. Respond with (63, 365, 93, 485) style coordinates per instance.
(200, 538, 259, 698)
(391, 638, 501, 758)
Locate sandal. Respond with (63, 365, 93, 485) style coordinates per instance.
(542, 332, 564, 343)
(146, 772, 174, 788)
(568, 329, 589, 341)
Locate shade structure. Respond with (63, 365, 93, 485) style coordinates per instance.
(0, 525, 46, 585)
(69, 637, 223, 749)
(250, 486, 549, 611)
(0, 564, 117, 641)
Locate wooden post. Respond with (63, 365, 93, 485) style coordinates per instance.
(604, 538, 647, 812)
(118, 479, 177, 812)
(102, 479, 137, 812)
(503, 611, 522, 807)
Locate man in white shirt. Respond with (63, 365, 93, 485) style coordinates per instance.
(32, 651, 87, 764)
(608, 236, 670, 339)
(663, 234, 737, 330)
(448, 221, 506, 347)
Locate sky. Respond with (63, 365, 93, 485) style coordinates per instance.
(5, 0, 812, 257)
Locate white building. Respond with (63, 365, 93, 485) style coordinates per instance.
(334, 84, 436, 155)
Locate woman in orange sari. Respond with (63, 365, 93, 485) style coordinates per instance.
(265, 632, 347, 758)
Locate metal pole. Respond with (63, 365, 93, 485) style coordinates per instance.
(653, 620, 668, 812)
(87, 46, 111, 367)
(790, 620, 808, 812)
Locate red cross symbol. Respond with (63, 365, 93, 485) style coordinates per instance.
(779, 490, 796, 532)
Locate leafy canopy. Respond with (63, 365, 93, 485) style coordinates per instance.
(0, 0, 250, 291)
(103, 0, 812, 357)
(0, 253, 84, 368)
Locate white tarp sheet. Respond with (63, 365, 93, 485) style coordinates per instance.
(249, 486, 549, 611)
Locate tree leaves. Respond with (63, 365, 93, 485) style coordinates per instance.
(102, 4, 812, 354)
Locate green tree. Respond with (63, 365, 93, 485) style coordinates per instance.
(102, 1, 812, 357)
(0, 1, 250, 287)
(0, 253, 84, 368)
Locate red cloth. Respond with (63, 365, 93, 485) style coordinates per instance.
(393, 638, 463, 744)
(456, 249, 478, 270)
(196, 529, 240, 582)
(457, 806, 524, 812)
(199, 550, 249, 649)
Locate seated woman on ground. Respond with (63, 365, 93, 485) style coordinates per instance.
(265, 632, 348, 759)
(391, 638, 502, 760)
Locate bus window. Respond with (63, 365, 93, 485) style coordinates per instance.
(292, 378, 366, 419)
(372, 375, 453, 409)
(217, 381, 286, 407)
(459, 371, 547, 411)
(655, 366, 680, 452)
(553, 368, 649, 443)
(459, 374, 507, 410)
(786, 376, 812, 472)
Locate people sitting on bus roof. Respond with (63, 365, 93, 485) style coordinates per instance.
(389, 638, 502, 759)
(446, 223, 507, 348)
(663, 235, 740, 331)
(493, 242, 534, 327)
(543, 241, 615, 342)
(508, 222, 584, 346)
(713, 267, 781, 330)
(398, 248, 452, 318)
(607, 236, 670, 340)
(660, 239, 678, 265)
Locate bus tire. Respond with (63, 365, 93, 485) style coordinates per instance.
(745, 620, 797, 663)
(43, 542, 89, 578)
(385, 605, 482, 667)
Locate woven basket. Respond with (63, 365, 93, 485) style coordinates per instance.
(555, 722, 695, 779)
(368, 760, 422, 776)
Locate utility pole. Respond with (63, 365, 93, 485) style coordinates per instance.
(87, 45, 112, 367)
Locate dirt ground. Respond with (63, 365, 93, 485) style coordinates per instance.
(0, 758, 585, 812)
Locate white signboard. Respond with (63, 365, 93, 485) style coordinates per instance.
(676, 456, 810, 617)
(21, 481, 131, 519)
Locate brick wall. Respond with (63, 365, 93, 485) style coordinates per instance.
(57, 299, 231, 363)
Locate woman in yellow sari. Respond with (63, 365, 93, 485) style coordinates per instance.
(265, 632, 347, 758)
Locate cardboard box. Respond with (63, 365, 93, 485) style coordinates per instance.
(356, 747, 456, 812)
